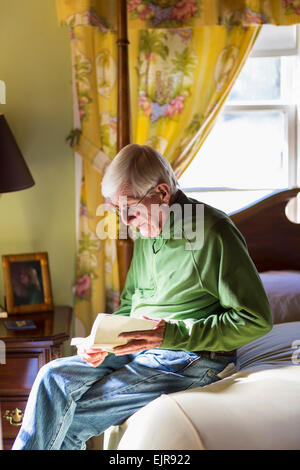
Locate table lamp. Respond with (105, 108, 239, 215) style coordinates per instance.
(0, 114, 35, 193)
(0, 113, 35, 314)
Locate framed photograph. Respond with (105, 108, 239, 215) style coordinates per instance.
(2, 252, 54, 314)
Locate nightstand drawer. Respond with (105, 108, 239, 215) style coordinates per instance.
(1, 399, 27, 439)
(0, 351, 44, 396)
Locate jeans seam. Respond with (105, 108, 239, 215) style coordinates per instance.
(183, 368, 221, 391)
(49, 378, 103, 450)
(180, 356, 202, 372)
(49, 401, 74, 450)
(78, 370, 171, 406)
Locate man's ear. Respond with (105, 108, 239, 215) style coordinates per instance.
(156, 183, 171, 204)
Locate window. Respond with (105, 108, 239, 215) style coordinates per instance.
(179, 25, 300, 219)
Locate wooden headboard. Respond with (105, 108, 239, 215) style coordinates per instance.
(230, 188, 300, 273)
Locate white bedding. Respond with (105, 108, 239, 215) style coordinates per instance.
(259, 271, 300, 324)
(105, 322, 300, 450)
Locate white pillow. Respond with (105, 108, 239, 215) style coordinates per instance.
(259, 271, 300, 324)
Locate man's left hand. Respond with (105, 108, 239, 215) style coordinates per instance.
(113, 317, 166, 355)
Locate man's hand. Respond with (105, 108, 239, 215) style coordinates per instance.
(77, 345, 108, 368)
(113, 317, 166, 356)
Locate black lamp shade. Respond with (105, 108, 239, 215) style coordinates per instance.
(0, 114, 35, 193)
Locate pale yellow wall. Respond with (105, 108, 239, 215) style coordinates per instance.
(0, 0, 75, 308)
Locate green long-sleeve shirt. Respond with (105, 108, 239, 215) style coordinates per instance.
(114, 190, 273, 352)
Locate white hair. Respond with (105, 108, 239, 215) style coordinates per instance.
(101, 144, 179, 199)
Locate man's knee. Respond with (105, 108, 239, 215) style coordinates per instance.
(35, 355, 79, 389)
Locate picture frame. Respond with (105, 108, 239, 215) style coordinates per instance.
(2, 252, 54, 314)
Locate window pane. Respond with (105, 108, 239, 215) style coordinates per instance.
(252, 25, 297, 53)
(228, 57, 281, 102)
(178, 111, 289, 190)
(182, 190, 274, 215)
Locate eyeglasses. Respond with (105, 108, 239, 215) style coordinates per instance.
(111, 185, 156, 218)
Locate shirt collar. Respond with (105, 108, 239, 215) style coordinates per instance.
(160, 189, 191, 237)
(152, 189, 192, 253)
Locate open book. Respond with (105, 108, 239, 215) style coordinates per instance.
(70, 314, 157, 352)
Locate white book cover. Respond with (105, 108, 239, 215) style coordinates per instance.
(70, 314, 157, 352)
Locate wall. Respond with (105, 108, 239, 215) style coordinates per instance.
(0, 0, 75, 309)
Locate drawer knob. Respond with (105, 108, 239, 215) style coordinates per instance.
(4, 408, 24, 426)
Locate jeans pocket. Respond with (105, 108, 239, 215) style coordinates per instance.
(201, 368, 222, 386)
(135, 349, 199, 373)
(180, 353, 237, 389)
(183, 366, 222, 391)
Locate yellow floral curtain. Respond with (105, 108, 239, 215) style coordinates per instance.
(127, 0, 300, 28)
(56, 0, 300, 334)
(56, 1, 119, 334)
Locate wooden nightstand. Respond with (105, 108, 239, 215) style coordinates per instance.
(0, 305, 72, 449)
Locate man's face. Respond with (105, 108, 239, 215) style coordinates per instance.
(110, 183, 171, 237)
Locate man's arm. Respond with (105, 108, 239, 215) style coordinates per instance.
(161, 218, 273, 352)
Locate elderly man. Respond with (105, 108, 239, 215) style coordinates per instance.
(13, 144, 272, 450)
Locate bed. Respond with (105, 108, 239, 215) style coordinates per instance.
(104, 188, 300, 451)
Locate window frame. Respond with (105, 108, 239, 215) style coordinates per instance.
(180, 25, 300, 218)
(222, 103, 297, 189)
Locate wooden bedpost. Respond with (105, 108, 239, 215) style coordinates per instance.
(116, 0, 134, 294)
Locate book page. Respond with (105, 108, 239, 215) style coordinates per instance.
(71, 314, 157, 352)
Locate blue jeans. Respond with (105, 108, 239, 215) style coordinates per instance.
(12, 349, 236, 450)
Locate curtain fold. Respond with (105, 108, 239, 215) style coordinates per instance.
(56, 0, 300, 334)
